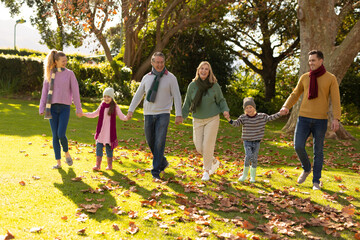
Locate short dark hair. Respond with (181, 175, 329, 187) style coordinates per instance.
(151, 52, 165, 62)
(308, 50, 324, 60)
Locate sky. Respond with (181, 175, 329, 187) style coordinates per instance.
(0, 3, 108, 55)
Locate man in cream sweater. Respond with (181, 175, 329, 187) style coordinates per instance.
(281, 50, 341, 191)
(127, 52, 183, 180)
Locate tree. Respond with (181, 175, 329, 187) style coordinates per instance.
(119, 0, 235, 81)
(219, 0, 300, 101)
(1, 0, 83, 51)
(282, 0, 360, 140)
(59, 0, 119, 62)
(166, 27, 236, 93)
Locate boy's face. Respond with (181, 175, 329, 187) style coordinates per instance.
(103, 95, 112, 104)
(245, 105, 256, 116)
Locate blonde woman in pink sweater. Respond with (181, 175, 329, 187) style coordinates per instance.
(39, 50, 83, 169)
(82, 88, 128, 171)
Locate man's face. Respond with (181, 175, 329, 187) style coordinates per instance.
(308, 54, 323, 71)
(151, 56, 165, 72)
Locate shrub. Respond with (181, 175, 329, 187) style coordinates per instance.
(341, 103, 360, 125)
(0, 54, 43, 95)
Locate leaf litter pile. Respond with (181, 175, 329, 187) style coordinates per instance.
(3, 132, 360, 240)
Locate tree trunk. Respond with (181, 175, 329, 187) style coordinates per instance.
(261, 59, 278, 101)
(133, 56, 152, 81)
(283, 0, 360, 140)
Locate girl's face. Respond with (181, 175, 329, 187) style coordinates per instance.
(198, 64, 210, 80)
(55, 56, 67, 68)
(103, 95, 112, 104)
(245, 105, 256, 116)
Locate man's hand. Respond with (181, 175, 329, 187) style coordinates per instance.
(331, 119, 340, 132)
(280, 107, 289, 115)
(127, 111, 133, 120)
(175, 116, 183, 125)
(76, 112, 83, 118)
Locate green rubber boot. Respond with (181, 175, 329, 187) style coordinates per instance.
(250, 167, 257, 183)
(238, 166, 249, 182)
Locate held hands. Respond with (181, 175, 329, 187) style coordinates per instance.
(280, 107, 289, 116)
(223, 111, 230, 121)
(127, 111, 133, 120)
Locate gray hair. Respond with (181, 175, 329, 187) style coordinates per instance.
(151, 52, 166, 62)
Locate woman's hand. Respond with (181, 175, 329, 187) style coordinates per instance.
(223, 111, 230, 120)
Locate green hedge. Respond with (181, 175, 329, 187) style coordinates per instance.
(0, 54, 44, 95)
(0, 53, 132, 102)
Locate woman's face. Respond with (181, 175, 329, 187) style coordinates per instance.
(198, 64, 210, 80)
(55, 56, 67, 68)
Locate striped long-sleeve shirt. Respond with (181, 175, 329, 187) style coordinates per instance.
(229, 112, 281, 141)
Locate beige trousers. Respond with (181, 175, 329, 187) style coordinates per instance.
(192, 114, 220, 171)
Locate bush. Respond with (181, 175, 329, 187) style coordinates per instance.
(0, 54, 43, 95)
(0, 51, 133, 102)
(341, 103, 360, 125)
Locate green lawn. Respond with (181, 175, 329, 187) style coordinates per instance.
(0, 97, 359, 240)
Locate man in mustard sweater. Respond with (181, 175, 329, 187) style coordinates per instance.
(280, 50, 341, 191)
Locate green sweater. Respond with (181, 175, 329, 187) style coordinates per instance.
(182, 81, 229, 119)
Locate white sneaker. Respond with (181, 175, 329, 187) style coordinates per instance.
(201, 172, 210, 181)
(209, 160, 220, 175)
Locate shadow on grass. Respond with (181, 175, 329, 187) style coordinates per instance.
(54, 168, 119, 221)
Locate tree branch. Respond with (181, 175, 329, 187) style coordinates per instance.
(337, 0, 354, 30)
(275, 37, 300, 62)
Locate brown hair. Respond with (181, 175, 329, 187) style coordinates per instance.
(308, 50, 324, 60)
(108, 98, 116, 116)
(193, 61, 217, 83)
(44, 50, 66, 82)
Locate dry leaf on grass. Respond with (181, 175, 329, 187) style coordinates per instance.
(127, 221, 139, 235)
(77, 228, 86, 235)
(0, 230, 15, 240)
(29, 227, 43, 233)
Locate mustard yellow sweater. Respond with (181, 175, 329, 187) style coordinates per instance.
(284, 71, 341, 120)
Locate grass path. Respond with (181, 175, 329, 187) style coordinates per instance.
(1, 98, 360, 240)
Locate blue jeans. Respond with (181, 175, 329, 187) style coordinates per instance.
(243, 140, 260, 168)
(144, 113, 170, 178)
(294, 116, 328, 184)
(96, 143, 113, 158)
(49, 104, 70, 160)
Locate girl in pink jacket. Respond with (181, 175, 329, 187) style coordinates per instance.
(82, 88, 128, 171)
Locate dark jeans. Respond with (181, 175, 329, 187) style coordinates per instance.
(243, 140, 260, 168)
(144, 113, 170, 178)
(294, 116, 328, 184)
(49, 104, 70, 160)
(96, 143, 113, 158)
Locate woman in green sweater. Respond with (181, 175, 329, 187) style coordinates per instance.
(182, 61, 230, 181)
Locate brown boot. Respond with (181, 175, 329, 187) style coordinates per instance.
(92, 156, 102, 171)
(106, 157, 113, 170)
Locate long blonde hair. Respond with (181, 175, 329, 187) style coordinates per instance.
(44, 50, 66, 82)
(192, 61, 217, 83)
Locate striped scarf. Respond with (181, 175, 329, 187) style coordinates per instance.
(44, 68, 65, 119)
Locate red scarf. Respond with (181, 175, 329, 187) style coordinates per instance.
(308, 65, 326, 99)
(95, 102, 118, 150)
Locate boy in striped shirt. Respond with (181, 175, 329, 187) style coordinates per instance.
(226, 97, 285, 182)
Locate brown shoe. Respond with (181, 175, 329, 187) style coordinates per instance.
(297, 171, 311, 184)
